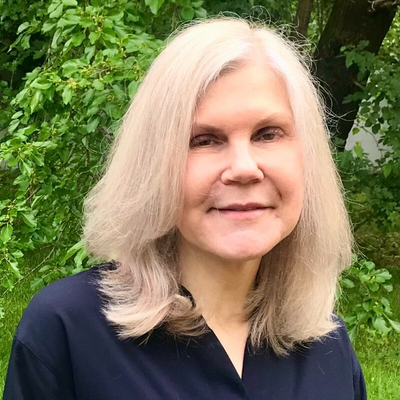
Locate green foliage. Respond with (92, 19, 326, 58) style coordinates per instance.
(0, 0, 203, 312)
(339, 255, 399, 342)
(203, 0, 294, 22)
(337, 19, 399, 237)
(335, 21, 399, 345)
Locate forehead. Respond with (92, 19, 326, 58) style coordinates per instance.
(195, 61, 294, 127)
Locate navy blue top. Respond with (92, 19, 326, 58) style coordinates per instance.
(3, 263, 367, 399)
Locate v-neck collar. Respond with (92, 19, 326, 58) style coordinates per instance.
(179, 284, 252, 392)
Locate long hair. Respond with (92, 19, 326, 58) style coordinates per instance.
(83, 18, 352, 356)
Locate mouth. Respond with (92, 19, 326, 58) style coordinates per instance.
(209, 203, 270, 220)
(214, 203, 268, 212)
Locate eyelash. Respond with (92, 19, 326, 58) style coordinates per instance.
(189, 127, 283, 148)
(254, 127, 283, 142)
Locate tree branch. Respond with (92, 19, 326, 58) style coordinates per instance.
(291, 0, 314, 41)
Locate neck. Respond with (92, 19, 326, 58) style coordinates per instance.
(178, 241, 260, 327)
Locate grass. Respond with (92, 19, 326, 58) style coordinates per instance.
(1, 259, 399, 397)
(355, 267, 400, 400)
(356, 333, 399, 399)
(0, 251, 49, 391)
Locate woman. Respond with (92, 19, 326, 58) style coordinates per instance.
(4, 18, 367, 399)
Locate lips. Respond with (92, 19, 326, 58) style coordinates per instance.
(213, 203, 268, 211)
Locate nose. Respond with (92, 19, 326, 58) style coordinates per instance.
(220, 143, 264, 184)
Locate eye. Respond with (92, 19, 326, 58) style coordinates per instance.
(189, 134, 221, 148)
(254, 127, 283, 142)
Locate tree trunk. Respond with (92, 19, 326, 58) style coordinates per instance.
(314, 0, 397, 148)
(292, 0, 314, 41)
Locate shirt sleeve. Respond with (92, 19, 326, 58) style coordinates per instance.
(2, 337, 76, 400)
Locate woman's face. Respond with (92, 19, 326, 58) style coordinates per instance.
(177, 61, 304, 262)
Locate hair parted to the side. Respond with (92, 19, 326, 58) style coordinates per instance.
(83, 17, 352, 356)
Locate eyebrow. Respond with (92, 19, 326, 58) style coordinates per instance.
(192, 113, 295, 134)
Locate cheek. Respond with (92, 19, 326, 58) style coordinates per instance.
(183, 156, 219, 207)
(277, 151, 304, 206)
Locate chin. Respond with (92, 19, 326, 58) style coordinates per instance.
(211, 240, 277, 262)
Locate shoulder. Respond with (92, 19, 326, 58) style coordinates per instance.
(5, 263, 116, 396)
(15, 262, 114, 346)
(309, 314, 355, 360)
(289, 314, 360, 378)
(303, 314, 367, 399)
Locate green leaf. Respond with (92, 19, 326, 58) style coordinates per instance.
(128, 81, 139, 98)
(380, 297, 390, 308)
(21, 35, 31, 50)
(353, 142, 364, 158)
(8, 119, 20, 133)
(30, 277, 45, 290)
(31, 80, 53, 90)
(11, 111, 23, 120)
(87, 117, 100, 133)
(42, 21, 57, 33)
(85, 45, 96, 61)
(341, 278, 355, 289)
(181, 6, 195, 20)
(62, 86, 73, 104)
(64, 239, 84, 261)
(113, 25, 128, 38)
(194, 7, 207, 18)
(364, 261, 375, 271)
(11, 250, 24, 259)
(58, 14, 82, 27)
(49, 3, 64, 19)
(71, 32, 86, 46)
(32, 152, 45, 166)
(20, 160, 33, 176)
(0, 225, 13, 243)
(8, 157, 19, 167)
(383, 284, 393, 292)
(388, 319, 400, 333)
(108, 11, 124, 21)
(8, 260, 22, 279)
(74, 246, 88, 267)
(347, 325, 358, 342)
(145, 0, 165, 14)
(372, 316, 390, 334)
(92, 80, 105, 91)
(48, 0, 61, 13)
(382, 164, 392, 178)
(20, 212, 37, 228)
(39, 265, 52, 273)
(89, 31, 101, 44)
(375, 270, 392, 280)
(368, 282, 379, 292)
(352, 127, 359, 135)
(62, 0, 78, 5)
(371, 124, 380, 134)
(17, 22, 30, 34)
(52, 29, 62, 49)
(62, 59, 82, 76)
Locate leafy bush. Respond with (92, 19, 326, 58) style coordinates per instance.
(0, 0, 205, 305)
(339, 255, 400, 341)
(338, 21, 399, 237)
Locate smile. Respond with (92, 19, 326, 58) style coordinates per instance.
(219, 206, 266, 211)
(211, 203, 269, 220)
(215, 202, 268, 211)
